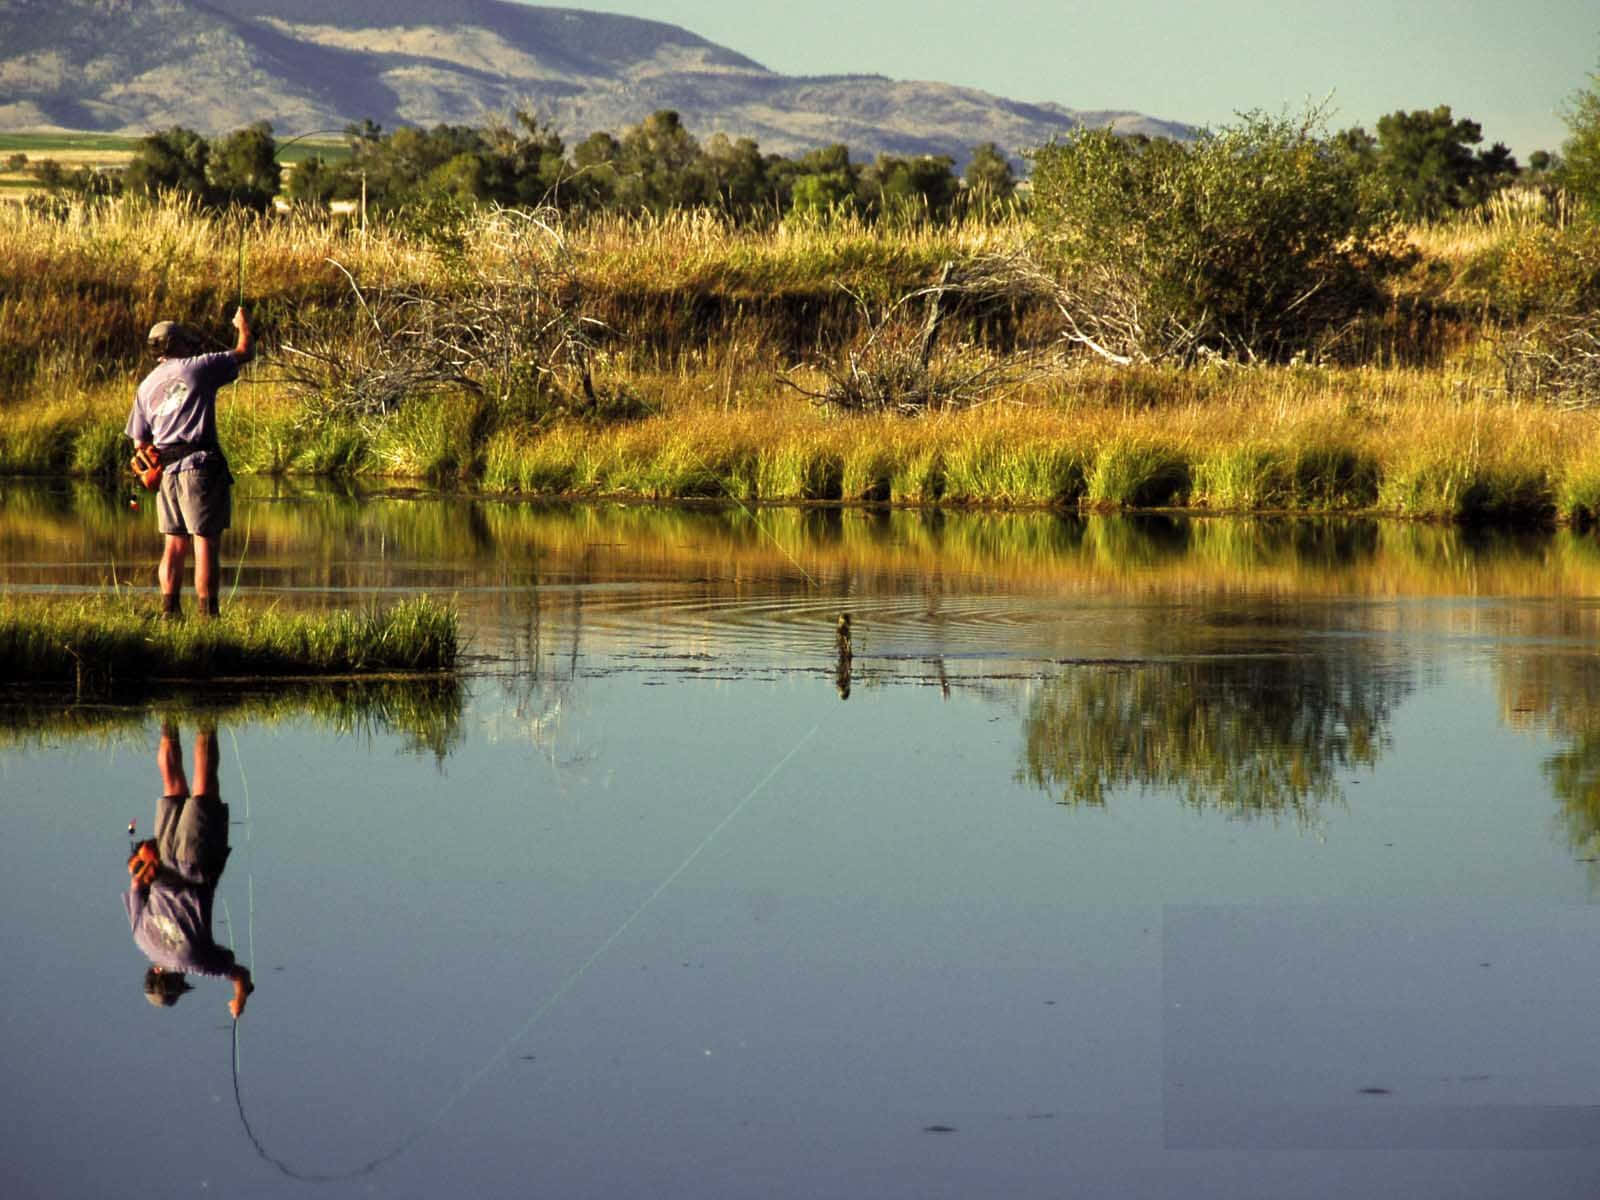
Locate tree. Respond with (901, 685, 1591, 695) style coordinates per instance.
(1332, 125, 1378, 171)
(616, 110, 712, 212)
(1030, 108, 1407, 364)
(284, 154, 350, 206)
(478, 111, 568, 207)
(859, 153, 960, 223)
(783, 144, 858, 220)
(1558, 62, 1600, 220)
(1374, 106, 1516, 219)
(703, 133, 772, 218)
(568, 131, 622, 211)
(208, 121, 281, 211)
(124, 127, 212, 203)
(962, 142, 1017, 211)
(34, 161, 120, 201)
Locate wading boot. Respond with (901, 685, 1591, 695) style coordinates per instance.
(160, 592, 182, 621)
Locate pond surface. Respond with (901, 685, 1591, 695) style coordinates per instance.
(7, 480, 1600, 1198)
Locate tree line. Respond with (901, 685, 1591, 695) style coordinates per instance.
(20, 94, 1592, 226)
(22, 110, 1018, 224)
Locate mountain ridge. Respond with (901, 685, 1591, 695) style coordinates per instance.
(0, 0, 1192, 162)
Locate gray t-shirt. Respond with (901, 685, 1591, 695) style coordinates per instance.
(125, 352, 239, 473)
(124, 880, 237, 979)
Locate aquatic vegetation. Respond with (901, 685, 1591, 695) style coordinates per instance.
(0, 593, 458, 694)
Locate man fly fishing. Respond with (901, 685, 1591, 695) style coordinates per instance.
(126, 307, 254, 619)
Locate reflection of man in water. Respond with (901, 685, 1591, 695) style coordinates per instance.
(125, 720, 254, 1018)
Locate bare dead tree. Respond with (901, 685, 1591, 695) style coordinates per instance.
(277, 207, 606, 431)
(779, 257, 1043, 414)
(1499, 315, 1600, 408)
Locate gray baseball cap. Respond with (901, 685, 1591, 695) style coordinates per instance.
(147, 321, 198, 356)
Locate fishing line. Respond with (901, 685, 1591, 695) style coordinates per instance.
(227, 718, 823, 1182)
(225, 725, 256, 968)
(226, 216, 257, 605)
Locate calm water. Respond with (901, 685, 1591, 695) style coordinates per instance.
(7, 480, 1600, 1198)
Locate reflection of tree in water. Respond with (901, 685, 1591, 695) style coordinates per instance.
(1019, 645, 1411, 822)
(1501, 648, 1600, 859)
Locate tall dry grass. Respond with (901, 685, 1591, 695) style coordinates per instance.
(4, 196, 1596, 522)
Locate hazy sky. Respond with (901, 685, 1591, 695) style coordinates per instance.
(550, 0, 1597, 158)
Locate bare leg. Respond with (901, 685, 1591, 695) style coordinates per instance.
(158, 722, 188, 798)
(193, 535, 221, 618)
(160, 534, 191, 618)
(192, 726, 219, 798)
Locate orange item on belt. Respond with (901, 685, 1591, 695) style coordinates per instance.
(131, 445, 161, 491)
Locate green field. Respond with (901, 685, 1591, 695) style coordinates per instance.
(0, 132, 141, 153)
(0, 130, 350, 166)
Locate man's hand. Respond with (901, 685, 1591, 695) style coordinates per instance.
(229, 966, 255, 1019)
(231, 306, 254, 363)
(127, 840, 159, 887)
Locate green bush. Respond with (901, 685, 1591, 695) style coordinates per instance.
(1467, 223, 1600, 320)
(1029, 109, 1409, 365)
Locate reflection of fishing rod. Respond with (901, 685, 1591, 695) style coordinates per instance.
(225, 719, 822, 1182)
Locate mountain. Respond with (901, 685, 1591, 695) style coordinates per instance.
(0, 0, 1191, 162)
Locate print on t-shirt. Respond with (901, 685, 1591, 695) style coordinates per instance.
(156, 379, 191, 419)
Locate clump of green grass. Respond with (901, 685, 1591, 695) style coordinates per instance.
(1558, 460, 1600, 529)
(1192, 443, 1293, 510)
(0, 594, 458, 694)
(940, 432, 1087, 506)
(1192, 441, 1381, 512)
(1376, 459, 1554, 523)
(1084, 437, 1192, 509)
(67, 418, 129, 480)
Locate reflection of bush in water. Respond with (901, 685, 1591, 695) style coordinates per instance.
(1018, 655, 1409, 820)
(0, 677, 465, 761)
(1509, 652, 1600, 860)
(1545, 736, 1600, 859)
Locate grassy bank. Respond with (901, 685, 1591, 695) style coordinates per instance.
(2, 197, 1595, 524)
(0, 593, 458, 694)
(6, 362, 1600, 523)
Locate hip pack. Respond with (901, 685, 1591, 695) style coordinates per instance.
(129, 440, 218, 490)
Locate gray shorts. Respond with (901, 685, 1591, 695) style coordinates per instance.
(155, 792, 231, 883)
(157, 463, 231, 538)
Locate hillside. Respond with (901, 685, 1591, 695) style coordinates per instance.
(0, 0, 1190, 162)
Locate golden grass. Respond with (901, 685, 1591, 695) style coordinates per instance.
(3, 196, 1595, 523)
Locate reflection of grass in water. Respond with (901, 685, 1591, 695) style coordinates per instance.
(0, 593, 458, 694)
(1018, 658, 1405, 824)
(0, 676, 464, 760)
(18, 480, 1600, 603)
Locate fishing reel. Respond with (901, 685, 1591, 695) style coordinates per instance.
(127, 823, 159, 886)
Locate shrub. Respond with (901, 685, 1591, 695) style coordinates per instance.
(1029, 108, 1409, 365)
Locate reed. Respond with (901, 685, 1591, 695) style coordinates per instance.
(0, 593, 458, 693)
